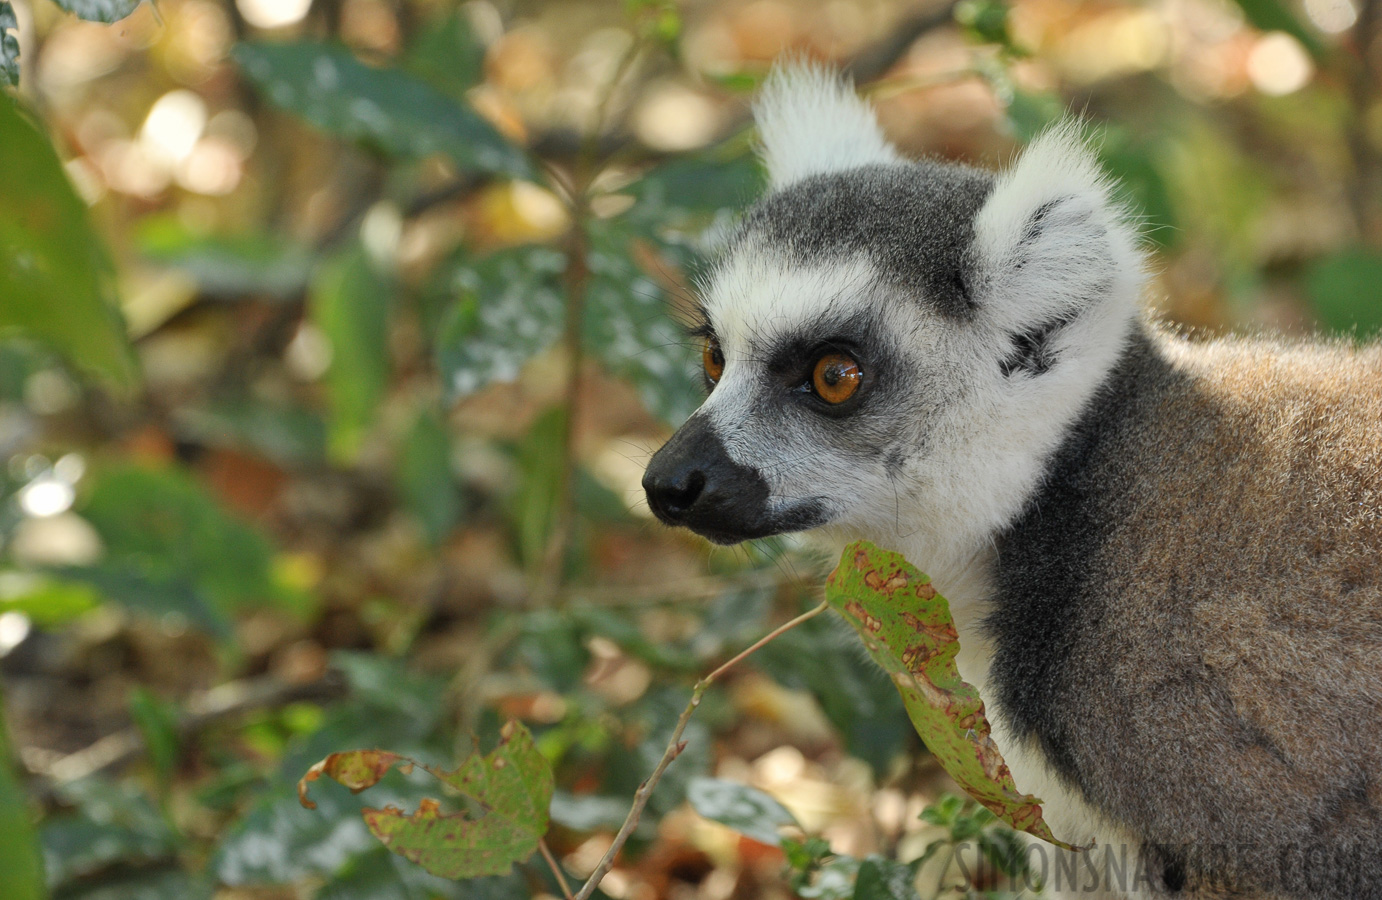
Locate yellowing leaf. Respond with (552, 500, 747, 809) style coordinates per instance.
(826, 541, 1088, 851)
(297, 721, 554, 880)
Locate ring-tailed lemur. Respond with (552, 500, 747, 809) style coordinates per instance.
(642, 63, 1382, 899)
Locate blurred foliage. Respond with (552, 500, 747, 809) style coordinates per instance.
(0, 0, 1380, 896)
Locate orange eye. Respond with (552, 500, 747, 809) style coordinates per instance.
(703, 337, 725, 384)
(812, 353, 862, 404)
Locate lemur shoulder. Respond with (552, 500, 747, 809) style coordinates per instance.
(642, 63, 1382, 899)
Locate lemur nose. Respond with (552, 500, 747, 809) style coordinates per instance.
(643, 468, 706, 520)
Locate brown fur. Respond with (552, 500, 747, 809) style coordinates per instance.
(1022, 324, 1382, 897)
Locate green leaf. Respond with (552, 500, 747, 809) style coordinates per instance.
(317, 847, 529, 900)
(0, 686, 46, 900)
(2, 3, 19, 88)
(627, 146, 763, 218)
(852, 856, 921, 900)
(1228, 0, 1325, 59)
(175, 399, 327, 466)
(312, 247, 392, 463)
(514, 610, 592, 691)
(51, 0, 142, 23)
(212, 658, 450, 885)
(128, 687, 180, 787)
(510, 406, 566, 569)
(75, 463, 283, 627)
(41, 778, 175, 887)
(297, 721, 554, 880)
(686, 776, 799, 847)
(826, 541, 1085, 851)
(396, 408, 460, 546)
(234, 41, 533, 180)
(584, 222, 705, 424)
(434, 245, 566, 400)
(0, 99, 137, 393)
(1304, 247, 1382, 338)
(796, 854, 861, 900)
(404, 10, 486, 100)
(0, 572, 100, 627)
(955, 0, 1015, 50)
(139, 220, 314, 300)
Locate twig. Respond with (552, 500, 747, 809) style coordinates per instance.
(572, 600, 829, 900)
(539, 838, 575, 900)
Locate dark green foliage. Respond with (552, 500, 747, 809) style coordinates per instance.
(0, 99, 137, 392)
(235, 41, 534, 180)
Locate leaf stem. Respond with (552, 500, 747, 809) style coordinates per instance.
(539, 838, 575, 900)
(572, 600, 829, 900)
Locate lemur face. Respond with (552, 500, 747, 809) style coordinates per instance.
(644, 63, 1143, 550)
(643, 166, 993, 544)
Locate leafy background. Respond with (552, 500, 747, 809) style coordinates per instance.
(0, 0, 1380, 896)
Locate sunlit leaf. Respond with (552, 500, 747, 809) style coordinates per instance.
(687, 776, 799, 847)
(434, 245, 566, 400)
(0, 572, 100, 626)
(1, 3, 18, 87)
(51, 0, 141, 22)
(298, 721, 554, 880)
(312, 247, 392, 464)
(0, 99, 137, 393)
(235, 41, 533, 180)
(826, 541, 1086, 851)
(1304, 247, 1382, 338)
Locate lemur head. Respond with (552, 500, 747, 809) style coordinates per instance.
(643, 63, 1145, 558)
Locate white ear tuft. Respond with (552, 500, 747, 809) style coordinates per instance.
(753, 60, 900, 190)
(971, 121, 1143, 333)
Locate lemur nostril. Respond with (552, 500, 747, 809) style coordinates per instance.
(659, 470, 706, 515)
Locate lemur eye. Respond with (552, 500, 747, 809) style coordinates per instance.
(812, 353, 862, 404)
(702, 337, 725, 384)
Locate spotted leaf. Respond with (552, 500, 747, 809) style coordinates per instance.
(297, 721, 554, 879)
(826, 540, 1087, 851)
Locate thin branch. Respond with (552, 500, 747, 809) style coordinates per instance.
(572, 600, 829, 900)
(540, 838, 575, 900)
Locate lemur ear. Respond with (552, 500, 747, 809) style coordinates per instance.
(969, 122, 1141, 334)
(753, 61, 900, 190)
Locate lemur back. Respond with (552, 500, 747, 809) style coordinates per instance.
(640, 62, 1382, 899)
(994, 328, 1382, 896)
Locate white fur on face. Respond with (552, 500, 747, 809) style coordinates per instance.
(754, 61, 900, 190)
(695, 122, 1145, 602)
